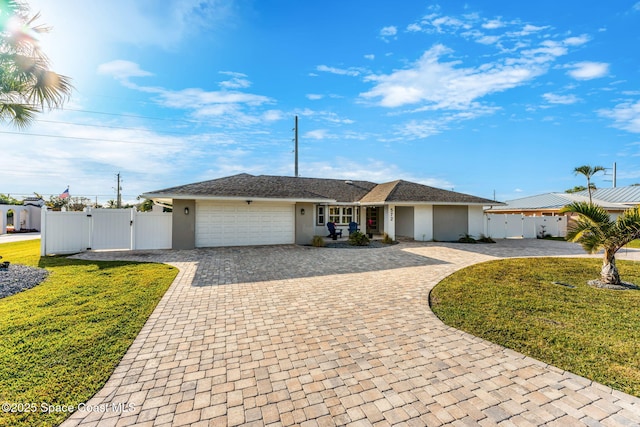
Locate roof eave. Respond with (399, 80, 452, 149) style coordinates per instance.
(141, 193, 336, 204)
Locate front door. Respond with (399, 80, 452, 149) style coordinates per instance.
(366, 207, 381, 234)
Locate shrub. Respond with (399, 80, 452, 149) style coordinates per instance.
(348, 231, 370, 246)
(382, 233, 394, 244)
(477, 234, 496, 243)
(311, 235, 325, 247)
(458, 233, 477, 243)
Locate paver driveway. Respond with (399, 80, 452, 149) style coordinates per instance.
(62, 240, 640, 426)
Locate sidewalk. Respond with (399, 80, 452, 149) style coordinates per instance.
(0, 232, 40, 243)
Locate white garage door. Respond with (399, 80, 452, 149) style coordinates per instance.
(196, 201, 295, 247)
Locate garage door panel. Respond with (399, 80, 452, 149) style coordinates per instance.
(433, 205, 468, 242)
(196, 201, 295, 247)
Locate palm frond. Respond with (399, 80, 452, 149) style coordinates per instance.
(560, 202, 612, 253)
(560, 202, 611, 224)
(0, 2, 72, 128)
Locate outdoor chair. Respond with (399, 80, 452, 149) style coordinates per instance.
(348, 222, 359, 235)
(327, 222, 343, 240)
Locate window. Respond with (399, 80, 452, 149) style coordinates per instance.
(329, 207, 341, 223)
(324, 206, 359, 224)
(343, 207, 353, 224)
(317, 206, 325, 225)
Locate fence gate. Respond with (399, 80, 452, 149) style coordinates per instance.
(89, 209, 132, 250)
(485, 213, 566, 239)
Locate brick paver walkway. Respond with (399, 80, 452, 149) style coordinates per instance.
(61, 240, 640, 426)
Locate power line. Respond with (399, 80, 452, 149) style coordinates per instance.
(35, 119, 195, 136)
(62, 107, 198, 124)
(0, 130, 184, 146)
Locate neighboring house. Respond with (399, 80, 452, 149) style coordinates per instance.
(0, 198, 43, 234)
(485, 192, 629, 217)
(142, 173, 500, 249)
(578, 186, 640, 207)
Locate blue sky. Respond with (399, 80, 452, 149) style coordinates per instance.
(2, 0, 640, 204)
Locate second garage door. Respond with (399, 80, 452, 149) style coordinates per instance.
(433, 205, 468, 242)
(196, 201, 295, 247)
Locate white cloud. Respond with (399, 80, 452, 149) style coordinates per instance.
(300, 159, 453, 188)
(406, 23, 421, 32)
(0, 114, 196, 200)
(520, 40, 567, 63)
(380, 26, 397, 37)
(599, 100, 640, 133)
(98, 66, 277, 128)
(396, 120, 444, 139)
(97, 60, 154, 80)
(359, 15, 592, 113)
(306, 94, 324, 100)
(262, 110, 283, 121)
(567, 61, 609, 80)
(482, 19, 505, 30)
(316, 64, 361, 77)
(364, 54, 375, 60)
(305, 129, 333, 140)
(543, 93, 580, 104)
(392, 109, 494, 141)
(360, 39, 564, 109)
(633, 2, 640, 11)
(154, 88, 272, 109)
(476, 35, 500, 45)
(563, 34, 590, 46)
(430, 15, 470, 33)
(297, 108, 354, 125)
(218, 71, 252, 89)
(519, 24, 549, 35)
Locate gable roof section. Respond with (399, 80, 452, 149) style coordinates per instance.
(144, 173, 377, 203)
(360, 180, 497, 205)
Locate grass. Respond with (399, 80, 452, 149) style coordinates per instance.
(0, 240, 177, 427)
(626, 239, 640, 249)
(430, 257, 640, 397)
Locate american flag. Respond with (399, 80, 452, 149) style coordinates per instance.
(59, 187, 69, 199)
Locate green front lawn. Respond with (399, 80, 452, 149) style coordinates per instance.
(0, 240, 177, 427)
(430, 257, 640, 397)
(626, 239, 640, 249)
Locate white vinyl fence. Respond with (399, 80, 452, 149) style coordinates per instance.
(41, 208, 171, 255)
(485, 214, 566, 239)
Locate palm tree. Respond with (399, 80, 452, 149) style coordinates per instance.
(0, 1, 72, 128)
(573, 165, 605, 203)
(560, 202, 640, 286)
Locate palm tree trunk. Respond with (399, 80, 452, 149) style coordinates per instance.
(601, 250, 621, 285)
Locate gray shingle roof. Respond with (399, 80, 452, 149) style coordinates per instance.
(144, 174, 377, 203)
(144, 174, 498, 205)
(360, 180, 497, 204)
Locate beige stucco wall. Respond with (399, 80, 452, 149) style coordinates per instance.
(295, 203, 315, 245)
(395, 206, 414, 238)
(172, 199, 196, 249)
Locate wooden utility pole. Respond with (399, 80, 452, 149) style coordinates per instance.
(116, 172, 122, 208)
(294, 115, 299, 177)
